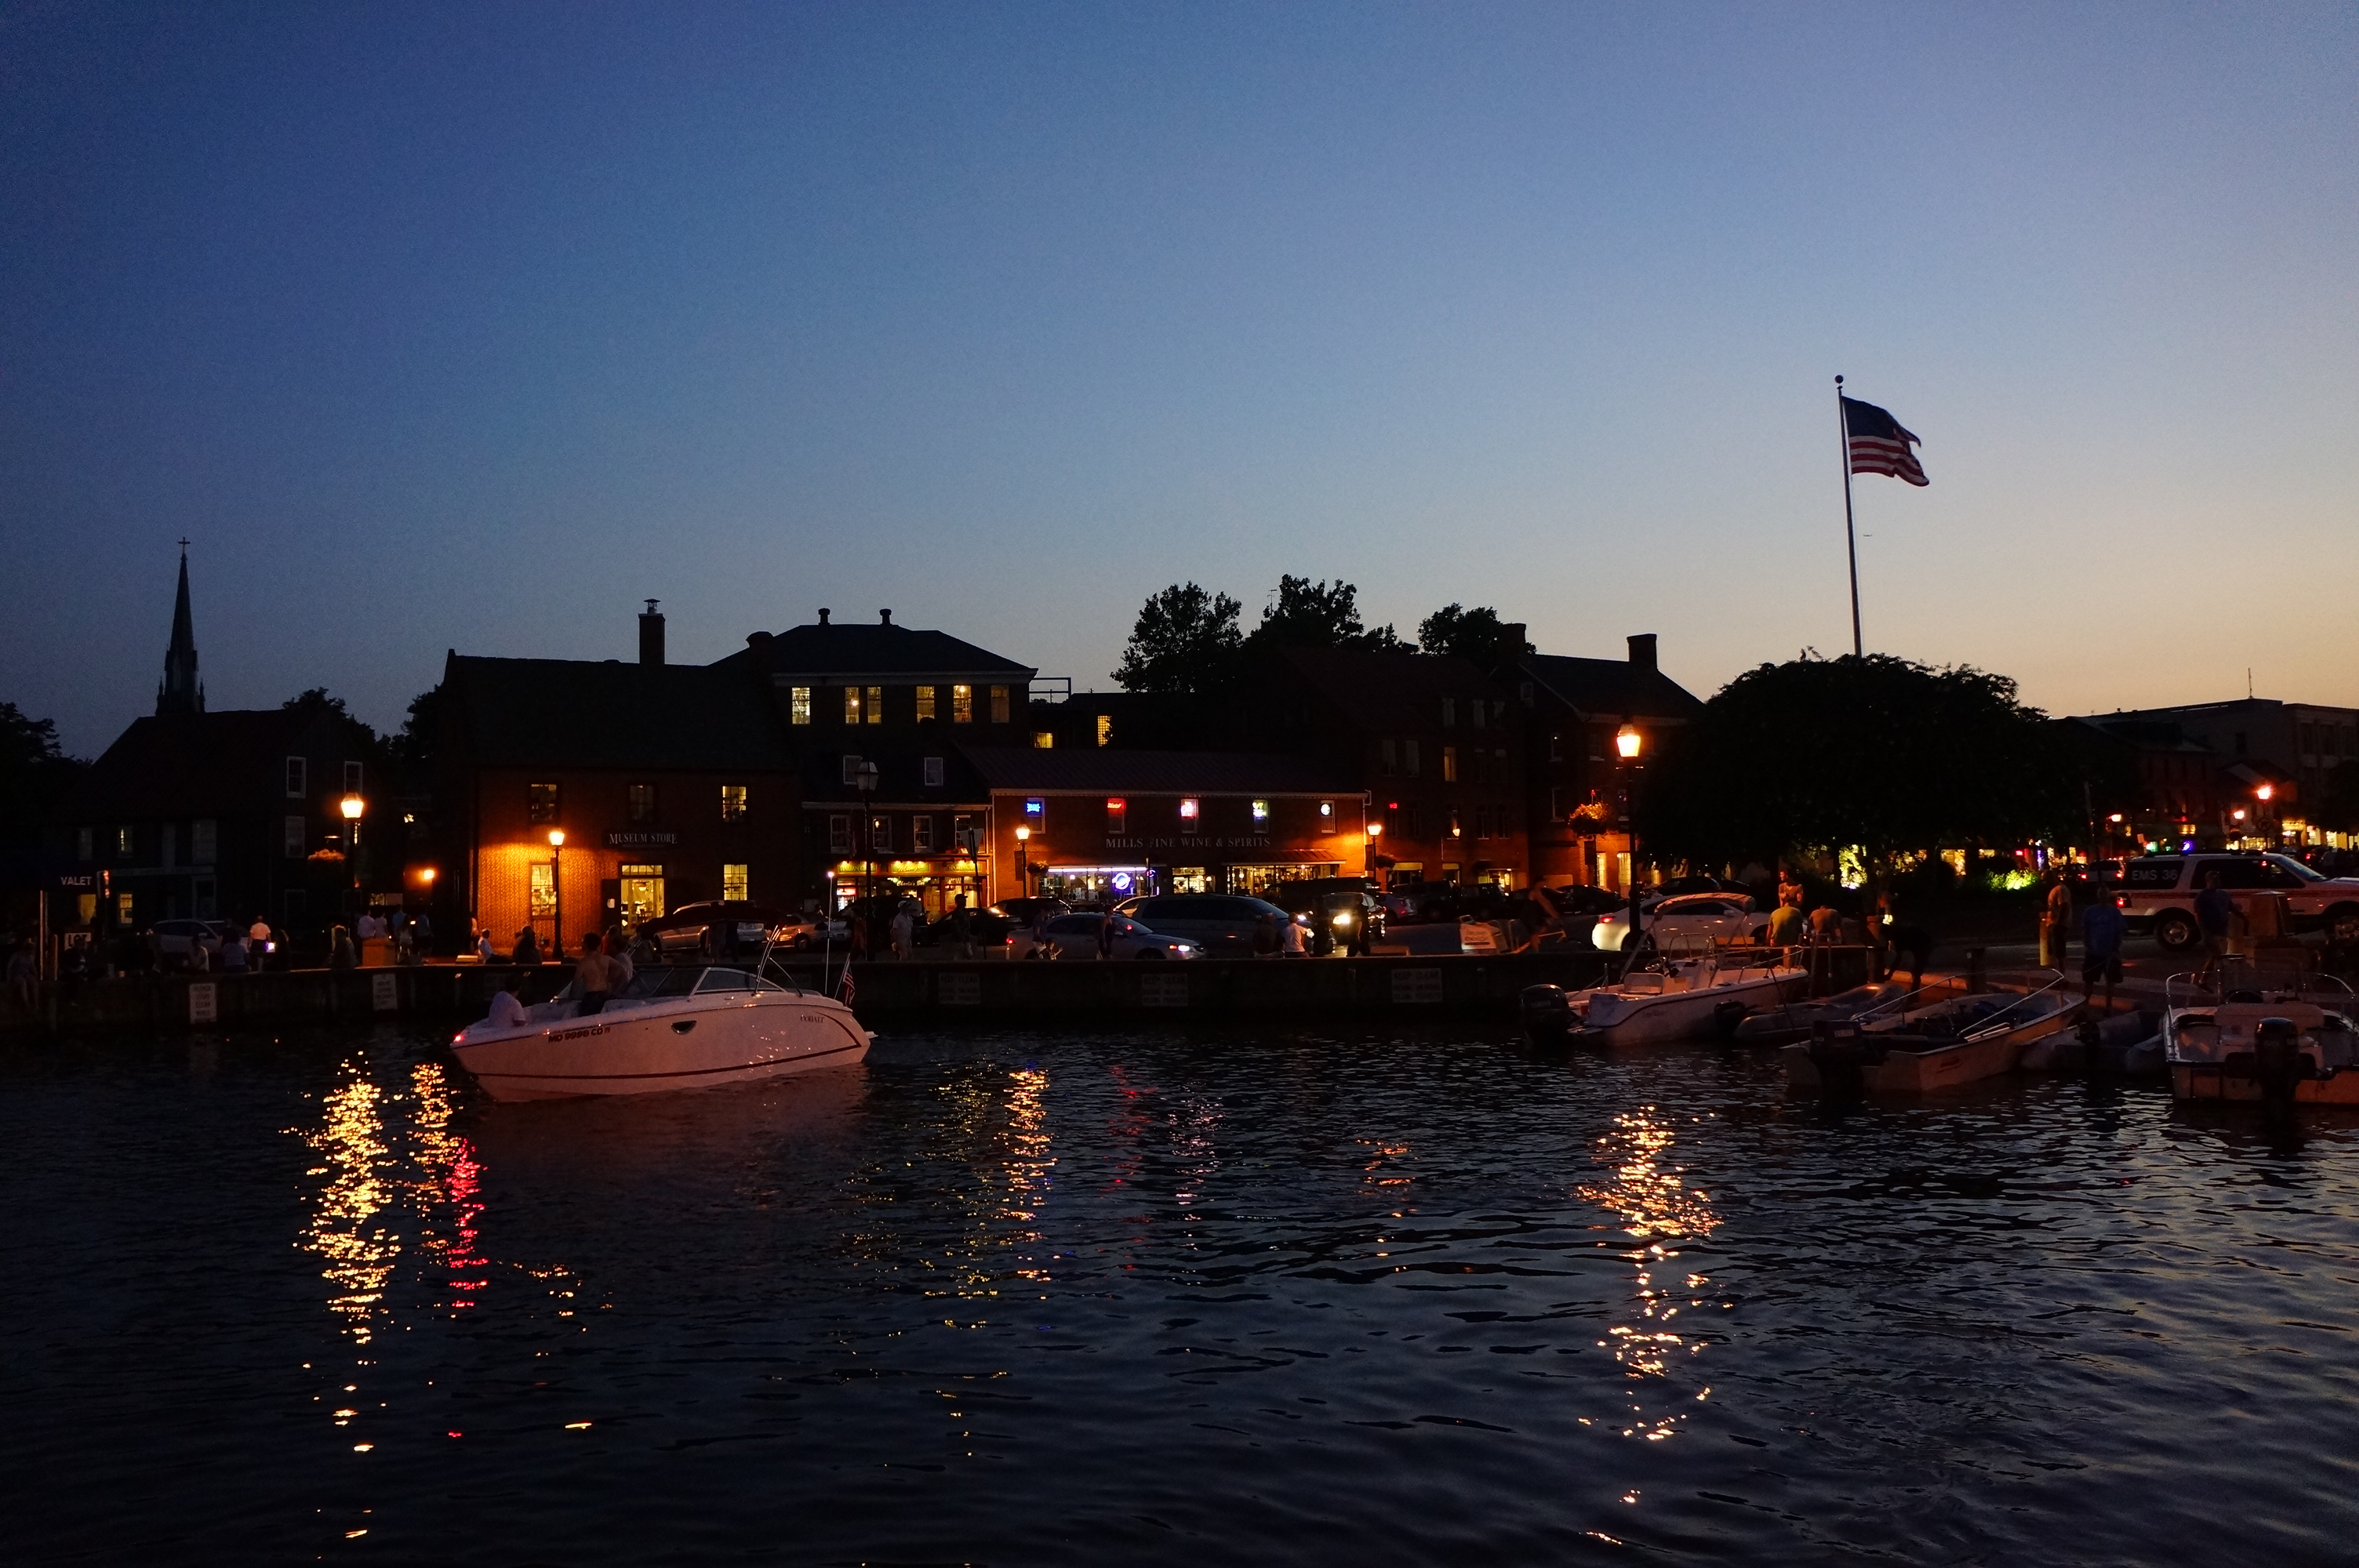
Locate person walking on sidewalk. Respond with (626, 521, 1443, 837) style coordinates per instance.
(2040, 873, 2074, 971)
(2081, 891, 2127, 1012)
(2194, 871, 2234, 989)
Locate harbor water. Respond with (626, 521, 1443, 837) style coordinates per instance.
(6, 1022, 2358, 1563)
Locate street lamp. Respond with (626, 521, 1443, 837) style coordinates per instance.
(1615, 719, 1644, 968)
(1014, 824, 1031, 898)
(547, 829, 565, 954)
(855, 760, 879, 913)
(340, 794, 365, 906)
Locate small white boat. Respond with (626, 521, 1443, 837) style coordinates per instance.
(2165, 964, 2359, 1106)
(1562, 951, 1807, 1047)
(451, 964, 871, 1102)
(1783, 982, 2077, 1095)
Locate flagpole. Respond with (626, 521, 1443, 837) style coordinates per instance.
(1836, 374, 1863, 658)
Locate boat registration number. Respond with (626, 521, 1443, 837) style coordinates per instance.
(547, 1023, 611, 1043)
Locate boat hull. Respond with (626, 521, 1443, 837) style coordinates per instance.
(1783, 1009, 2076, 1094)
(1573, 967, 1807, 1047)
(2171, 1062, 2359, 1105)
(453, 995, 871, 1101)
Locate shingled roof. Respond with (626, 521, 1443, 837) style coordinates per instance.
(711, 615, 1034, 680)
(442, 655, 795, 771)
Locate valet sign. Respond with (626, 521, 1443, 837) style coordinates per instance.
(605, 832, 678, 848)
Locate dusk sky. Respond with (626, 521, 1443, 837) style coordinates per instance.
(4, 2, 2352, 757)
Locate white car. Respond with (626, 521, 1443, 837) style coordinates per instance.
(1011, 913, 1200, 960)
(1592, 893, 1766, 954)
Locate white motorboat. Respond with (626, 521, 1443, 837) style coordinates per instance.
(1783, 981, 2077, 1095)
(1560, 951, 1807, 1047)
(2164, 963, 2359, 1106)
(450, 964, 871, 1102)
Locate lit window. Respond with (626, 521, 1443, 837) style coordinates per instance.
(917, 685, 936, 721)
(990, 686, 1010, 724)
(912, 815, 935, 852)
(843, 686, 862, 724)
(722, 863, 749, 902)
(871, 815, 892, 853)
(528, 782, 560, 824)
(925, 757, 944, 787)
(114, 825, 133, 856)
(1441, 746, 1458, 783)
(627, 783, 656, 823)
(791, 687, 812, 725)
(865, 685, 883, 724)
(285, 757, 307, 798)
(529, 862, 555, 916)
(1180, 798, 1200, 833)
(1251, 799, 1269, 824)
(953, 814, 975, 851)
(829, 815, 853, 855)
(1448, 808, 1463, 838)
(721, 785, 747, 821)
(1033, 731, 1055, 749)
(1024, 797, 1044, 818)
(1107, 797, 1127, 833)
(1096, 714, 1112, 747)
(953, 684, 973, 723)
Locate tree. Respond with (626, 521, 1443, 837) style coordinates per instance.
(282, 687, 358, 725)
(1416, 603, 1533, 669)
(0, 702, 87, 853)
(386, 684, 446, 783)
(1243, 575, 1408, 655)
(1639, 653, 2081, 874)
(1114, 583, 1244, 695)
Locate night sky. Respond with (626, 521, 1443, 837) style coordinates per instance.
(4, 3, 2353, 756)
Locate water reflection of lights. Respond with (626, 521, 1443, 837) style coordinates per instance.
(1576, 1107, 1720, 1443)
(300, 1072, 396, 1345)
(903, 1065, 1060, 1315)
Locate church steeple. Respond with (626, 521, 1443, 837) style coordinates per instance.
(157, 539, 204, 716)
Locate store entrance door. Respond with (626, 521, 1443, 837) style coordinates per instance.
(620, 863, 667, 924)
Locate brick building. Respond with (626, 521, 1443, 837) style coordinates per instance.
(1513, 633, 1706, 887)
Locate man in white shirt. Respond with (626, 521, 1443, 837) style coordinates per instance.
(488, 984, 528, 1029)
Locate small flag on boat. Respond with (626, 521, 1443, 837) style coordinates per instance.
(836, 963, 856, 1004)
(1841, 396, 1928, 486)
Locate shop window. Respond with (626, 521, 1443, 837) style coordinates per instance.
(990, 686, 1010, 724)
(912, 815, 936, 852)
(1180, 798, 1200, 833)
(722, 863, 749, 902)
(528, 782, 560, 824)
(284, 816, 305, 858)
(285, 757, 307, 798)
(1096, 714, 1112, 747)
(829, 815, 853, 855)
(917, 685, 936, 721)
(77, 827, 93, 861)
(1251, 799, 1269, 825)
(529, 862, 556, 916)
(192, 819, 217, 865)
(1441, 697, 1456, 729)
(871, 815, 892, 853)
(925, 757, 944, 788)
(791, 687, 812, 725)
(866, 685, 883, 724)
(843, 687, 863, 724)
(1033, 731, 1054, 749)
(627, 783, 657, 823)
(1441, 746, 1459, 783)
(343, 760, 364, 794)
(721, 785, 747, 821)
(953, 684, 974, 723)
(1107, 797, 1127, 833)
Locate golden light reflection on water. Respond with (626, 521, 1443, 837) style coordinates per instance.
(898, 1064, 1060, 1317)
(300, 1073, 396, 1345)
(1576, 1106, 1719, 1443)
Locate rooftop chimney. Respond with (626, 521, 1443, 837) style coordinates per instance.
(745, 630, 773, 658)
(879, 608, 892, 626)
(638, 600, 664, 666)
(1627, 633, 1658, 672)
(818, 607, 831, 626)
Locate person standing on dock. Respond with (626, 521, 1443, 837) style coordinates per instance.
(890, 901, 916, 960)
(2194, 871, 2234, 988)
(2040, 873, 2074, 971)
(2081, 891, 2126, 1011)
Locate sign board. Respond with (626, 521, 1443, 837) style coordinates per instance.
(605, 832, 679, 848)
(187, 982, 217, 1025)
(1140, 973, 1189, 1009)
(939, 971, 980, 1006)
(1390, 968, 1444, 1005)
(370, 973, 399, 1013)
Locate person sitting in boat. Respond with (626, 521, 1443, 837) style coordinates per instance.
(573, 932, 620, 1015)
(488, 979, 529, 1030)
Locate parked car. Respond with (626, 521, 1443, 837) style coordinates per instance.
(151, 918, 233, 967)
(1652, 874, 1750, 898)
(915, 906, 1017, 948)
(1010, 912, 1199, 960)
(1313, 890, 1383, 955)
(1112, 894, 1295, 956)
(2116, 852, 2359, 949)
(1592, 892, 1766, 954)
(637, 902, 802, 957)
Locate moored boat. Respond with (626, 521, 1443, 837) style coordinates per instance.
(450, 962, 871, 1102)
(1730, 980, 1925, 1048)
(2165, 965, 2359, 1106)
(1551, 951, 1807, 1047)
(1783, 981, 2077, 1095)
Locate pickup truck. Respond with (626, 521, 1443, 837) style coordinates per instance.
(2115, 853, 2359, 950)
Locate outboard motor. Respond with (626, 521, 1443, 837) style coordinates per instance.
(2253, 1017, 2308, 1106)
(1807, 1021, 1866, 1105)
(1520, 984, 1572, 1047)
(1712, 999, 1751, 1042)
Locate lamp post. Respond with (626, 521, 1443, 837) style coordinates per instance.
(1365, 819, 1384, 891)
(547, 829, 565, 954)
(1014, 824, 1031, 898)
(340, 794, 365, 914)
(855, 760, 879, 914)
(1615, 720, 1644, 965)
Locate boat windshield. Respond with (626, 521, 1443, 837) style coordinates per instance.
(620, 967, 705, 1000)
(692, 967, 786, 994)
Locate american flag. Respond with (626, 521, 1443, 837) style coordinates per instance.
(1842, 396, 1928, 486)
(835, 962, 856, 1005)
